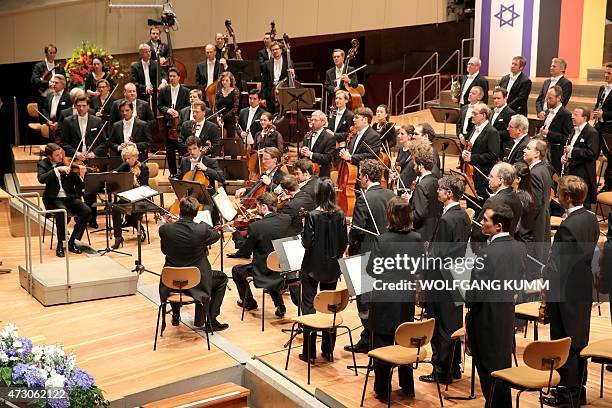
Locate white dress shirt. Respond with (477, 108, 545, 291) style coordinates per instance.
(351, 127, 368, 154)
(78, 115, 88, 152)
(442, 201, 460, 215)
(170, 84, 179, 107)
(207, 60, 215, 87)
(488, 231, 510, 245)
(491, 104, 507, 123)
(141, 60, 152, 89)
(194, 119, 206, 138)
(309, 128, 324, 157)
(53, 165, 67, 198)
(246, 106, 258, 131)
(50, 91, 63, 119)
(333, 108, 346, 132)
(568, 122, 587, 157)
(507, 134, 527, 159)
(460, 71, 479, 104)
(543, 104, 562, 128)
(528, 159, 542, 170)
(335, 65, 344, 88)
(469, 120, 489, 145)
(506, 73, 519, 94)
(543, 75, 563, 111)
(122, 116, 134, 144)
(462, 104, 475, 135)
(273, 57, 283, 83)
(567, 205, 584, 215)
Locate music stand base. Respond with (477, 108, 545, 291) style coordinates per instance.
(98, 247, 131, 257)
(133, 263, 159, 276)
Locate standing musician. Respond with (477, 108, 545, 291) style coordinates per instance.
(278, 174, 315, 236)
(231, 192, 292, 317)
(111, 145, 149, 249)
(293, 158, 319, 201)
(238, 89, 264, 146)
(159, 196, 229, 331)
(235, 147, 285, 198)
(490, 87, 516, 158)
(372, 104, 397, 149)
(31, 44, 65, 99)
(158, 67, 190, 175)
(505, 114, 531, 165)
(37, 143, 92, 257)
(541, 176, 599, 406)
(414, 123, 442, 177)
(338, 107, 380, 166)
(109, 100, 151, 161)
(58, 88, 88, 130)
(253, 112, 284, 152)
(91, 79, 116, 124)
(329, 90, 354, 143)
(195, 44, 227, 94)
(324, 49, 358, 109)
(261, 41, 290, 113)
(84, 57, 114, 97)
(180, 89, 212, 123)
(393, 124, 416, 193)
(456, 86, 484, 140)
(299, 110, 335, 177)
(561, 107, 599, 207)
(130, 43, 167, 103)
(177, 136, 225, 199)
(538, 85, 573, 176)
(460, 102, 500, 204)
(258, 32, 273, 67)
(455, 57, 489, 106)
(41, 74, 70, 137)
(498, 56, 532, 116)
(466, 202, 526, 408)
(536, 58, 573, 119)
(179, 101, 221, 160)
(214, 32, 240, 61)
(214, 71, 240, 139)
(109, 83, 155, 127)
(593, 62, 612, 192)
(147, 26, 168, 64)
(420, 176, 470, 386)
(345, 159, 395, 354)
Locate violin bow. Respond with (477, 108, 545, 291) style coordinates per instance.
(358, 187, 381, 236)
(82, 120, 109, 158)
(98, 83, 120, 113)
(362, 141, 408, 192)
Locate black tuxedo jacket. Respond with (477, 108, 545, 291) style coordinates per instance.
(349, 184, 395, 255)
(281, 190, 316, 235)
(347, 126, 381, 165)
(42, 90, 71, 122)
(195, 59, 226, 90)
(470, 187, 523, 252)
(300, 129, 336, 178)
(330, 109, 355, 142)
(237, 106, 264, 136)
(544, 106, 573, 175)
(114, 161, 149, 187)
(109, 98, 155, 127)
(456, 104, 475, 137)
(179, 106, 213, 123)
(468, 122, 500, 178)
(56, 106, 95, 139)
(506, 134, 530, 164)
(498, 73, 532, 115)
(529, 160, 553, 261)
(37, 157, 84, 200)
(158, 85, 190, 128)
(178, 154, 225, 184)
(459, 73, 489, 105)
(324, 65, 358, 94)
(567, 124, 599, 203)
(300, 176, 319, 201)
(261, 57, 289, 102)
(60, 114, 106, 157)
(91, 95, 116, 123)
(31, 61, 65, 94)
(594, 85, 612, 134)
(258, 48, 271, 66)
(535, 76, 573, 113)
(130, 60, 166, 101)
(490, 105, 516, 157)
(109, 119, 151, 160)
(396, 147, 441, 188)
(179, 120, 221, 156)
(410, 173, 442, 242)
(147, 40, 169, 61)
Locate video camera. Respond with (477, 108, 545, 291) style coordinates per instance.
(147, 3, 176, 27)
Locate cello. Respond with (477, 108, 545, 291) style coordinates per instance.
(342, 39, 365, 110)
(168, 146, 212, 215)
(336, 126, 358, 217)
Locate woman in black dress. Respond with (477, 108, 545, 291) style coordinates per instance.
(373, 104, 397, 149)
(299, 178, 348, 362)
(513, 161, 539, 283)
(90, 79, 115, 124)
(392, 124, 415, 194)
(253, 111, 284, 152)
(214, 71, 240, 139)
(84, 57, 113, 97)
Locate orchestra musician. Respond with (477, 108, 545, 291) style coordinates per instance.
(414, 123, 442, 177)
(466, 202, 526, 408)
(299, 178, 348, 363)
(231, 192, 292, 317)
(329, 90, 354, 143)
(109, 82, 155, 127)
(372, 104, 397, 149)
(179, 101, 221, 159)
(292, 158, 319, 201)
(147, 26, 168, 64)
(324, 49, 358, 109)
(57, 88, 92, 138)
(91, 79, 116, 124)
(393, 124, 416, 194)
(109, 100, 152, 161)
(214, 71, 240, 139)
(111, 145, 149, 249)
(421, 176, 470, 386)
(561, 107, 599, 207)
(345, 159, 395, 353)
(235, 147, 285, 198)
(278, 174, 315, 236)
(261, 41, 290, 113)
(512, 162, 538, 249)
(253, 112, 283, 152)
(490, 87, 516, 158)
(31, 44, 65, 99)
(338, 107, 381, 166)
(498, 56, 532, 116)
(159, 196, 229, 332)
(130, 43, 167, 103)
(37, 143, 91, 257)
(258, 32, 273, 67)
(366, 196, 422, 400)
(455, 57, 489, 106)
(238, 89, 264, 147)
(542, 176, 599, 406)
(158, 67, 190, 176)
(536, 58, 573, 120)
(195, 44, 227, 93)
(299, 110, 335, 178)
(180, 89, 212, 123)
(456, 86, 484, 140)
(84, 57, 113, 97)
(177, 136, 225, 199)
(593, 62, 612, 192)
(538, 85, 573, 176)
(504, 114, 531, 165)
(41, 74, 70, 137)
(214, 32, 229, 61)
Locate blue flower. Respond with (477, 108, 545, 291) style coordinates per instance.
(66, 368, 94, 391)
(48, 395, 70, 408)
(16, 337, 32, 358)
(12, 363, 46, 387)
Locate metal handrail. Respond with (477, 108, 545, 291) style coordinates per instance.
(422, 73, 441, 107)
(411, 52, 439, 79)
(460, 38, 475, 75)
(387, 81, 393, 113)
(397, 77, 424, 114)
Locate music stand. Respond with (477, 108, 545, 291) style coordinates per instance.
(88, 157, 123, 173)
(528, 117, 544, 136)
(217, 158, 249, 180)
(433, 136, 462, 174)
(430, 106, 461, 138)
(84, 171, 133, 256)
(220, 138, 246, 158)
(277, 87, 315, 142)
(169, 179, 214, 209)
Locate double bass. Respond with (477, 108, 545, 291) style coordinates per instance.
(342, 39, 365, 110)
(336, 127, 359, 217)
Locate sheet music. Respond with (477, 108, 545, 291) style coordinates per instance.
(194, 210, 213, 227)
(272, 236, 305, 271)
(338, 252, 374, 296)
(116, 185, 160, 202)
(212, 187, 238, 221)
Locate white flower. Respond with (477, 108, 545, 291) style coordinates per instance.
(1, 323, 18, 340)
(45, 371, 66, 389)
(32, 345, 45, 362)
(0, 350, 8, 363)
(37, 368, 49, 381)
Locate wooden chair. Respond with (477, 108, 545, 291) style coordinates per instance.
(579, 338, 612, 401)
(515, 301, 546, 340)
(490, 337, 571, 408)
(154, 266, 211, 351)
(360, 318, 444, 408)
(465, 207, 476, 222)
(595, 192, 612, 223)
(284, 288, 357, 385)
(42, 211, 91, 249)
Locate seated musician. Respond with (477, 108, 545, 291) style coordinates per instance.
(179, 100, 220, 158)
(178, 135, 225, 199)
(109, 82, 155, 127)
(238, 89, 264, 147)
(235, 147, 285, 199)
(159, 196, 228, 331)
(111, 145, 149, 249)
(278, 174, 315, 236)
(41, 74, 70, 137)
(293, 158, 319, 201)
(109, 100, 151, 161)
(253, 112, 283, 152)
(324, 49, 359, 110)
(37, 143, 91, 257)
(91, 79, 116, 124)
(298, 110, 335, 178)
(231, 192, 292, 317)
(338, 106, 381, 166)
(179, 89, 212, 123)
(329, 90, 354, 143)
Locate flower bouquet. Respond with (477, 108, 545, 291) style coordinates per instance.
(0, 323, 109, 407)
(64, 41, 123, 88)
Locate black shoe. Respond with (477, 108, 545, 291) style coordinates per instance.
(453, 371, 462, 380)
(236, 300, 257, 310)
(321, 351, 333, 361)
(275, 305, 286, 317)
(209, 320, 229, 332)
(171, 315, 180, 326)
(139, 226, 146, 242)
(401, 388, 415, 398)
(541, 390, 586, 406)
(68, 243, 82, 254)
(419, 373, 452, 385)
(344, 341, 369, 353)
(298, 353, 316, 363)
(89, 220, 99, 229)
(111, 237, 124, 249)
(227, 251, 249, 259)
(55, 242, 65, 258)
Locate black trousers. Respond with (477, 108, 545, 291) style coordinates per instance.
(301, 275, 338, 356)
(43, 196, 91, 244)
(427, 301, 463, 377)
(166, 137, 186, 175)
(373, 332, 415, 397)
(231, 263, 284, 308)
(83, 193, 98, 223)
(159, 269, 228, 325)
(356, 294, 370, 345)
(221, 116, 236, 140)
(601, 131, 612, 189)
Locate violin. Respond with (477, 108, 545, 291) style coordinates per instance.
(276, 190, 292, 209)
(130, 161, 141, 187)
(240, 155, 289, 209)
(62, 157, 97, 174)
(167, 103, 181, 141)
(462, 141, 476, 193)
(336, 126, 358, 217)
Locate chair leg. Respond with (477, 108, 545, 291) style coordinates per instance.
(145, 213, 150, 244)
(342, 325, 358, 376)
(567, 388, 575, 408)
(516, 389, 523, 408)
(524, 320, 528, 338)
(160, 303, 167, 337)
(432, 365, 444, 407)
(601, 362, 604, 398)
(387, 366, 393, 408)
(307, 329, 314, 384)
(154, 305, 162, 351)
(360, 357, 373, 407)
(50, 217, 55, 250)
(534, 321, 538, 340)
(85, 225, 91, 245)
(539, 390, 544, 408)
(241, 291, 247, 321)
(513, 336, 519, 367)
(327, 328, 334, 362)
(578, 359, 588, 405)
(261, 290, 265, 332)
(285, 322, 297, 370)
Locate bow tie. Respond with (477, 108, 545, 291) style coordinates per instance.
(605, 85, 612, 91)
(468, 75, 475, 79)
(574, 126, 581, 132)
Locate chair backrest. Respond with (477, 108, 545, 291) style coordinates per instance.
(313, 288, 350, 315)
(27, 103, 39, 118)
(161, 266, 201, 291)
(523, 337, 571, 371)
(465, 208, 475, 222)
(147, 162, 159, 179)
(266, 251, 282, 272)
(395, 318, 435, 348)
(41, 124, 50, 139)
